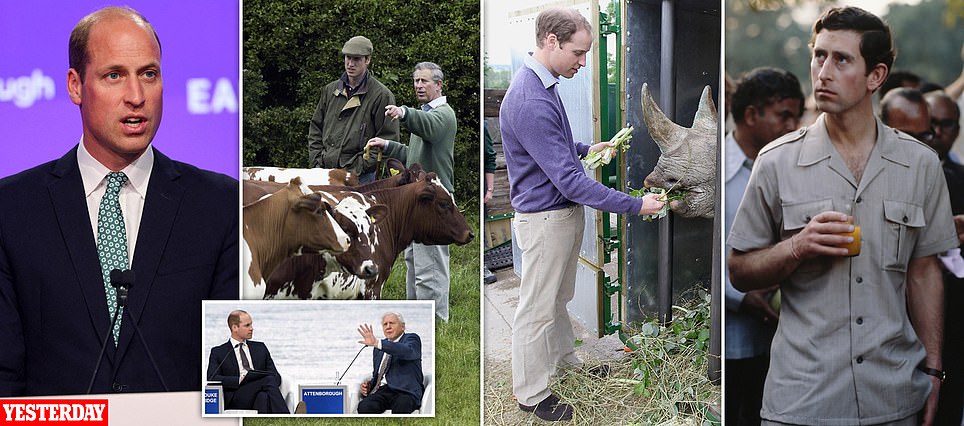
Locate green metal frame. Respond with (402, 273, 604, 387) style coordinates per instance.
(596, 3, 624, 336)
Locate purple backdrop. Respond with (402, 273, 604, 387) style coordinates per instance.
(0, 1, 239, 179)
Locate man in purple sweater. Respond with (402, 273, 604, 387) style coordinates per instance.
(499, 7, 664, 422)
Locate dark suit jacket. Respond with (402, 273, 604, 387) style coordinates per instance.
(367, 332, 424, 405)
(0, 146, 238, 396)
(206, 340, 281, 408)
(944, 160, 964, 216)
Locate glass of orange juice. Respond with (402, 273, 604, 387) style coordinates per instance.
(836, 203, 860, 257)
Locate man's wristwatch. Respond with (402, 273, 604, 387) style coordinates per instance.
(918, 366, 946, 383)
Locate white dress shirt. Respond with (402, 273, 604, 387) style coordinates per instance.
(77, 139, 153, 265)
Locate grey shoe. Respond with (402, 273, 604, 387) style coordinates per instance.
(484, 267, 497, 284)
(518, 393, 573, 421)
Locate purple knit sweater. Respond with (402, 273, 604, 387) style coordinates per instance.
(499, 61, 642, 215)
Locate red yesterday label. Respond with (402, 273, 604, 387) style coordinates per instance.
(0, 400, 107, 424)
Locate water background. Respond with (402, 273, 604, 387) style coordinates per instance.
(202, 301, 435, 387)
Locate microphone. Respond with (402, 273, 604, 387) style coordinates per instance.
(109, 269, 134, 307)
(335, 345, 368, 386)
(86, 269, 131, 394)
(107, 270, 170, 392)
(206, 344, 235, 383)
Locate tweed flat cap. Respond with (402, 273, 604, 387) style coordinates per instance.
(342, 36, 373, 56)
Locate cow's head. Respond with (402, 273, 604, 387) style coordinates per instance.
(281, 178, 351, 255)
(327, 191, 388, 279)
(411, 173, 474, 245)
(641, 83, 718, 219)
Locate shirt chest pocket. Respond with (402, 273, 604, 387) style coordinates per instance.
(781, 198, 834, 276)
(881, 199, 926, 272)
(781, 198, 833, 234)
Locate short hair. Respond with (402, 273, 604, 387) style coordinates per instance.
(810, 6, 894, 76)
(535, 7, 593, 49)
(227, 310, 248, 329)
(880, 70, 922, 99)
(413, 62, 444, 83)
(69, 6, 161, 82)
(918, 81, 943, 94)
(880, 87, 925, 124)
(731, 67, 804, 123)
(381, 312, 405, 325)
(925, 91, 961, 119)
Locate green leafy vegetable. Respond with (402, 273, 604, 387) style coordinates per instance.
(628, 186, 687, 221)
(582, 126, 634, 170)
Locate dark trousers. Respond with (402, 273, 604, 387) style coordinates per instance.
(228, 374, 288, 414)
(357, 386, 418, 414)
(937, 273, 964, 425)
(358, 171, 376, 184)
(726, 355, 770, 426)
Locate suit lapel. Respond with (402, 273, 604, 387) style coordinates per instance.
(116, 148, 184, 356)
(47, 147, 115, 363)
(221, 341, 240, 376)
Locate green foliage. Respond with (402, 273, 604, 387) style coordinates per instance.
(244, 0, 481, 209)
(624, 290, 717, 424)
(726, 0, 964, 91)
(887, 0, 964, 85)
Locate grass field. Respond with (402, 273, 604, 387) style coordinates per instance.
(245, 211, 482, 426)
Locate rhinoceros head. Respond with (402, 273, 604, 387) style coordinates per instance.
(641, 83, 718, 219)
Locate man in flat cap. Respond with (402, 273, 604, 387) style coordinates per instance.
(308, 36, 399, 182)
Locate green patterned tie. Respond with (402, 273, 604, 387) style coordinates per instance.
(97, 171, 129, 346)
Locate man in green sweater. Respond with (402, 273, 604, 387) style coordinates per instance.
(308, 36, 399, 182)
(367, 62, 456, 321)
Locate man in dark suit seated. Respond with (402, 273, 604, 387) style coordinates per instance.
(207, 310, 289, 414)
(356, 312, 424, 414)
(0, 6, 237, 396)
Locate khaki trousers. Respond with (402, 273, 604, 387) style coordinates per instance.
(511, 205, 584, 406)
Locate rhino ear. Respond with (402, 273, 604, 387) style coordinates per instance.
(641, 83, 686, 152)
(692, 85, 718, 134)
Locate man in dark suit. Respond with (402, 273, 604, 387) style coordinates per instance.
(206, 310, 288, 414)
(0, 6, 237, 396)
(356, 312, 424, 414)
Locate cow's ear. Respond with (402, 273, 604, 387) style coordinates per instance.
(366, 204, 389, 224)
(292, 193, 322, 212)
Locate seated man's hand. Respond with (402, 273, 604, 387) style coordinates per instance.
(357, 323, 378, 347)
(360, 381, 370, 397)
(384, 105, 405, 120)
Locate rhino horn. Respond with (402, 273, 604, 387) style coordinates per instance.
(641, 83, 686, 152)
(693, 85, 718, 134)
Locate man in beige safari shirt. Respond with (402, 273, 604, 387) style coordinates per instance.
(728, 7, 957, 426)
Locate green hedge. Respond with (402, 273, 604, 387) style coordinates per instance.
(243, 0, 480, 210)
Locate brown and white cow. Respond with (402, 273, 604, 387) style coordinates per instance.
(243, 179, 392, 298)
(242, 178, 351, 299)
(246, 165, 424, 298)
(243, 166, 359, 186)
(265, 173, 474, 299)
(243, 158, 409, 188)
